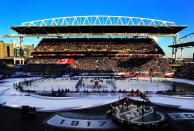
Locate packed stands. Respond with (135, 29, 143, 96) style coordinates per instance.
(34, 38, 164, 54)
(25, 37, 173, 76)
(176, 62, 194, 79)
(0, 62, 12, 77)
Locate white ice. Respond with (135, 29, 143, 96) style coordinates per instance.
(0, 77, 194, 111)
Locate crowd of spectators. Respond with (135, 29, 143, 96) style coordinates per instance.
(25, 57, 173, 76)
(23, 37, 173, 76)
(0, 62, 12, 77)
(176, 62, 194, 79)
(34, 38, 164, 54)
(27, 58, 59, 64)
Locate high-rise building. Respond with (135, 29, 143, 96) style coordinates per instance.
(0, 41, 15, 58)
(6, 44, 14, 57)
(0, 40, 34, 64)
(0, 41, 6, 58)
(14, 43, 34, 58)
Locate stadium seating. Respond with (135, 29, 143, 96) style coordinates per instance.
(177, 62, 194, 79)
(34, 38, 164, 54)
(25, 38, 173, 76)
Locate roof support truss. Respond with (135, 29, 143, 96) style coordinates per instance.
(21, 15, 176, 27)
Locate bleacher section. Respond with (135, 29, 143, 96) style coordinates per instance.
(24, 37, 173, 76)
(33, 38, 164, 54)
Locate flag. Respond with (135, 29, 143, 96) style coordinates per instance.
(57, 59, 74, 64)
(164, 72, 174, 78)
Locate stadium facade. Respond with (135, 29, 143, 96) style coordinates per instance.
(9, 16, 187, 77)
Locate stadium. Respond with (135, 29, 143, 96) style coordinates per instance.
(1, 15, 194, 131)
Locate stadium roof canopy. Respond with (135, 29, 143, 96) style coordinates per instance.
(169, 42, 194, 48)
(169, 33, 194, 48)
(10, 16, 187, 37)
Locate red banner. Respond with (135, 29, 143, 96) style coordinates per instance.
(57, 59, 74, 64)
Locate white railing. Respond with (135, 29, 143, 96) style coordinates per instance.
(21, 15, 175, 26)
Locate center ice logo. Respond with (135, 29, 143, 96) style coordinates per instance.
(114, 105, 153, 121)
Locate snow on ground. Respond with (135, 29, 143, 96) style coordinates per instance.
(148, 95, 194, 110)
(0, 94, 123, 112)
(129, 94, 194, 111)
(0, 77, 194, 111)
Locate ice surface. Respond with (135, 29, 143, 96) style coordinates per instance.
(0, 77, 194, 111)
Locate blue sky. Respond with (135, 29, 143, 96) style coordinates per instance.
(0, 0, 194, 58)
